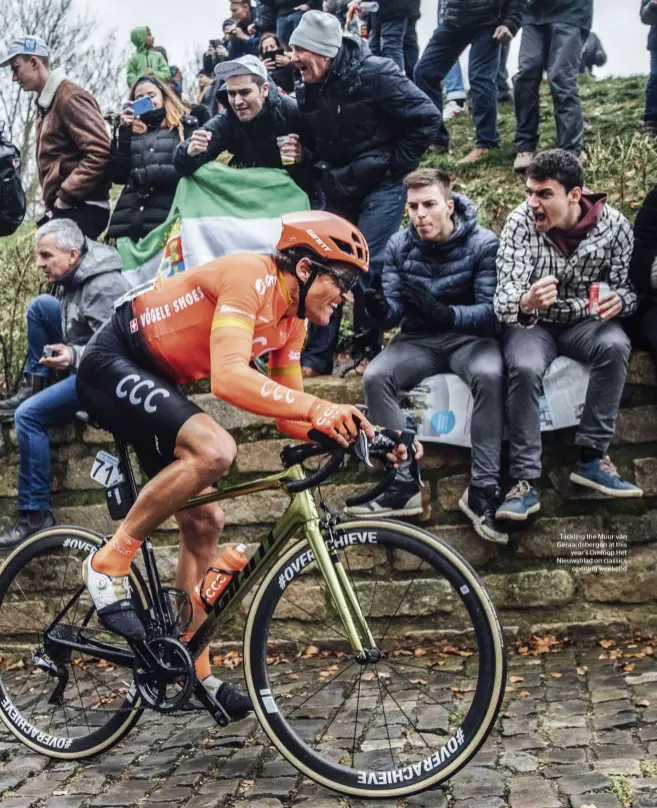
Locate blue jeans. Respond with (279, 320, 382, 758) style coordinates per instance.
(276, 10, 304, 45)
(369, 17, 407, 71)
(26, 294, 63, 378)
(16, 375, 80, 510)
(646, 49, 657, 123)
(302, 181, 407, 374)
(414, 22, 502, 149)
(16, 296, 80, 511)
(444, 61, 466, 102)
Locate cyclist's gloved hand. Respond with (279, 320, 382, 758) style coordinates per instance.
(308, 400, 374, 448)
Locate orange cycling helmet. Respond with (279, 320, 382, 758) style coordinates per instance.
(278, 211, 369, 272)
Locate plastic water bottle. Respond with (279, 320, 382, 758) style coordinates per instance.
(194, 544, 248, 610)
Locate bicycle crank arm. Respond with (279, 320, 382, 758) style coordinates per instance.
(130, 639, 189, 681)
(193, 680, 231, 727)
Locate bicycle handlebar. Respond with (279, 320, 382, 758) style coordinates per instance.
(281, 426, 422, 505)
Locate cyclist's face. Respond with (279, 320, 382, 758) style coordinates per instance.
(36, 234, 80, 283)
(299, 259, 357, 326)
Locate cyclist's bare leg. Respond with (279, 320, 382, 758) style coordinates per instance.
(92, 413, 236, 577)
(175, 500, 225, 679)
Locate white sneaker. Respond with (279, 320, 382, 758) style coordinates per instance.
(82, 553, 145, 640)
(444, 100, 467, 121)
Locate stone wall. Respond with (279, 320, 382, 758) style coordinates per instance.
(1, 353, 657, 648)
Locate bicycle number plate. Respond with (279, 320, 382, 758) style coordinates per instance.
(90, 451, 122, 489)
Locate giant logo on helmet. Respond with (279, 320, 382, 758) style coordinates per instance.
(306, 229, 331, 253)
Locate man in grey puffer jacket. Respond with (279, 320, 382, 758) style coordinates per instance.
(349, 168, 509, 545)
(0, 219, 129, 549)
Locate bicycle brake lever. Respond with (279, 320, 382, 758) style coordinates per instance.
(354, 429, 373, 467)
(410, 452, 425, 489)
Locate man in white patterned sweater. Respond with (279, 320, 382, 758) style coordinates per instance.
(494, 149, 642, 521)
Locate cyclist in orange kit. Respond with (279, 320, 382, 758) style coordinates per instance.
(75, 211, 415, 717)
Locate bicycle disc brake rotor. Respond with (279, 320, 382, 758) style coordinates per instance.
(133, 636, 194, 712)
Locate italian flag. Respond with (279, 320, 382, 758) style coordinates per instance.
(116, 162, 311, 285)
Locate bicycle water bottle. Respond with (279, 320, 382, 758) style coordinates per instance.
(194, 544, 248, 610)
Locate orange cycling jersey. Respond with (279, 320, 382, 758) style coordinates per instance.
(127, 253, 320, 438)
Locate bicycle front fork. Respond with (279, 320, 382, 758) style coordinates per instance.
(302, 495, 378, 662)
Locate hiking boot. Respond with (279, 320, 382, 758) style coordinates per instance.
(495, 480, 540, 521)
(443, 99, 467, 121)
(301, 366, 322, 378)
(513, 151, 535, 173)
(0, 374, 48, 421)
(498, 88, 513, 104)
(570, 455, 643, 498)
(0, 510, 55, 551)
(179, 675, 253, 717)
(458, 147, 490, 165)
(458, 485, 508, 545)
(343, 478, 422, 518)
(82, 553, 146, 641)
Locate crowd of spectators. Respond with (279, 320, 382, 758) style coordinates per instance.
(0, 1, 653, 550)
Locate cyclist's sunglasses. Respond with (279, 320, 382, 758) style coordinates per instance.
(309, 260, 361, 295)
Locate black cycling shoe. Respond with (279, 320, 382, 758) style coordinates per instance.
(217, 681, 253, 719)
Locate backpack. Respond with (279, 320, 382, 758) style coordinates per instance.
(0, 125, 26, 237)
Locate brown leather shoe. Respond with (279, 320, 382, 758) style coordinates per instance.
(457, 147, 490, 165)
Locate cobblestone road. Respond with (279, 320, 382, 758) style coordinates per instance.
(0, 639, 656, 808)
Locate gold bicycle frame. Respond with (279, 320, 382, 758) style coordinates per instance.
(180, 463, 376, 659)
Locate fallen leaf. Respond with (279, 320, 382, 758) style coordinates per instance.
(636, 699, 651, 707)
(410, 679, 427, 686)
(414, 648, 427, 657)
(600, 639, 615, 649)
(509, 675, 524, 683)
(577, 667, 588, 675)
(550, 672, 563, 679)
(624, 663, 636, 672)
(517, 691, 531, 699)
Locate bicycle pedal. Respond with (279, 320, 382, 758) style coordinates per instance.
(192, 681, 231, 726)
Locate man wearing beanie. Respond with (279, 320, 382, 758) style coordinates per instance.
(290, 11, 440, 378)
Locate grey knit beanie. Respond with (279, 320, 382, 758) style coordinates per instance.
(289, 10, 342, 59)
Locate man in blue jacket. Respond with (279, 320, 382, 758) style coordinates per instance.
(513, 0, 593, 172)
(351, 168, 508, 545)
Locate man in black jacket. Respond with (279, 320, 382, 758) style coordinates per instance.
(414, 0, 526, 165)
(174, 55, 310, 194)
(513, 0, 593, 172)
(289, 11, 440, 376)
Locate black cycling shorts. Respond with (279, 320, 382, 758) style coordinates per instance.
(76, 310, 204, 479)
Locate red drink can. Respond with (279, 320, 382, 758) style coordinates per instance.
(589, 282, 610, 317)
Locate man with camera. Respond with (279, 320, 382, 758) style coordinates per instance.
(225, 1, 261, 59)
(0, 219, 129, 550)
(1, 37, 111, 240)
(174, 55, 309, 192)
